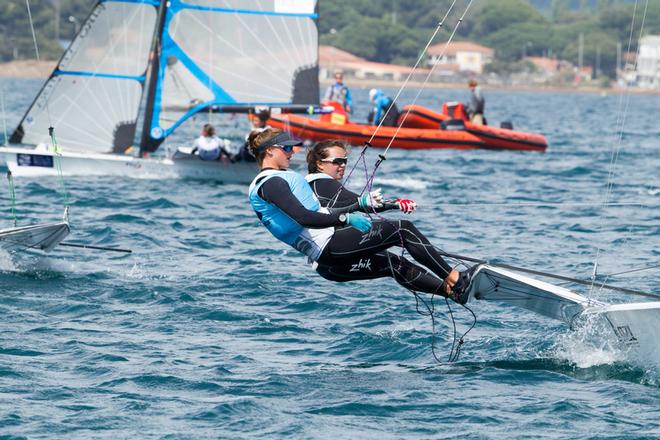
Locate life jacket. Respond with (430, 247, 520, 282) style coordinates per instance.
(326, 83, 349, 105)
(249, 169, 333, 261)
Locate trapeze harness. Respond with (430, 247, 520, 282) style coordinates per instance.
(305, 173, 453, 294)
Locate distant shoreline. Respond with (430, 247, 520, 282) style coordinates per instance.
(0, 60, 57, 79)
(2, 60, 658, 96)
(322, 78, 660, 96)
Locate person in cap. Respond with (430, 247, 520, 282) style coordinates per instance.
(466, 79, 485, 125)
(368, 88, 399, 127)
(247, 129, 473, 304)
(324, 70, 353, 113)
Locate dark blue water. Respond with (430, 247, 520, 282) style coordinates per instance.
(1, 78, 659, 438)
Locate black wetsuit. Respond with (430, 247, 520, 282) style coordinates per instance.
(308, 176, 453, 294)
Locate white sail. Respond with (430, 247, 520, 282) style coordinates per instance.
(11, 1, 158, 154)
(146, 0, 319, 144)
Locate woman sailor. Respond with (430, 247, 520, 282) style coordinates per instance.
(305, 139, 474, 300)
(247, 129, 472, 303)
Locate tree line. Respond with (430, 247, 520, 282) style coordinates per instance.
(321, 0, 659, 78)
(2, 0, 658, 79)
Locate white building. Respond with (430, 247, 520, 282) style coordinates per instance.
(426, 41, 494, 74)
(636, 35, 660, 88)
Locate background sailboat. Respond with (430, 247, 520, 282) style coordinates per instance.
(0, 0, 321, 181)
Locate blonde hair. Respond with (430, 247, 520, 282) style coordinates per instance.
(248, 127, 284, 167)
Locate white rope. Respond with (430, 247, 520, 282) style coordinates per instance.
(1, 87, 7, 146)
(381, 0, 475, 157)
(367, 0, 461, 146)
(589, 0, 649, 298)
(25, 0, 52, 128)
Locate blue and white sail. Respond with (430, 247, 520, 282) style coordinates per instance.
(11, 1, 157, 154)
(10, 0, 320, 156)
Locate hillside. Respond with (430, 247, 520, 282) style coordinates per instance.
(1, 0, 658, 79)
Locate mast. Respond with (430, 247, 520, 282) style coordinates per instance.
(139, 0, 169, 156)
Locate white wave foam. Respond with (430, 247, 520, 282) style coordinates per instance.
(374, 176, 429, 190)
(552, 313, 628, 368)
(550, 312, 660, 379)
(0, 250, 17, 271)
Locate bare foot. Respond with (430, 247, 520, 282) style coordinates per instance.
(442, 269, 460, 296)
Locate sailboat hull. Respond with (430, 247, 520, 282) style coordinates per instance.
(0, 221, 70, 253)
(466, 265, 660, 364)
(0, 146, 258, 183)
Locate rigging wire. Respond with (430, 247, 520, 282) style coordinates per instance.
(339, 0, 471, 193)
(24, 0, 69, 208)
(366, 0, 459, 146)
(589, 0, 650, 299)
(6, 171, 18, 228)
(381, 0, 475, 157)
(1, 87, 7, 146)
(346, 1, 478, 362)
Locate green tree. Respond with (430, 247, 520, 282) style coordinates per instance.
(470, 0, 548, 38)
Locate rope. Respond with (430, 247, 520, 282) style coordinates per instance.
(25, 0, 68, 209)
(49, 127, 69, 208)
(340, 0, 473, 194)
(6, 171, 18, 227)
(590, 0, 649, 299)
(367, 0, 460, 145)
(25, 0, 52, 128)
(1, 86, 8, 146)
(381, 0, 475, 157)
(605, 263, 660, 277)
(429, 201, 658, 208)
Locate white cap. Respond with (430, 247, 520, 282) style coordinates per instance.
(368, 88, 378, 102)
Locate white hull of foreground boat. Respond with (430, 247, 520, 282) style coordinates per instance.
(0, 145, 258, 183)
(0, 220, 70, 253)
(466, 265, 660, 363)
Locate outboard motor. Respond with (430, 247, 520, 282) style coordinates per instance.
(500, 121, 514, 130)
(441, 119, 466, 131)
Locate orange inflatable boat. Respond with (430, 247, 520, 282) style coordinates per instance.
(268, 101, 548, 152)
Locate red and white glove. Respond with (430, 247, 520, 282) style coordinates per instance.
(396, 198, 417, 214)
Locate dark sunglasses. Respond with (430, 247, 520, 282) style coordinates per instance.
(272, 144, 295, 153)
(320, 157, 348, 165)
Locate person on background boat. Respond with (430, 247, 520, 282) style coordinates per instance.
(191, 123, 231, 161)
(368, 88, 400, 127)
(234, 110, 272, 162)
(466, 79, 485, 125)
(247, 129, 473, 303)
(324, 70, 353, 113)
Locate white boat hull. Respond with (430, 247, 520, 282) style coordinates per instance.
(0, 221, 70, 252)
(466, 265, 659, 363)
(0, 145, 258, 183)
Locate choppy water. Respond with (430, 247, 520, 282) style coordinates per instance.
(1, 78, 659, 439)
